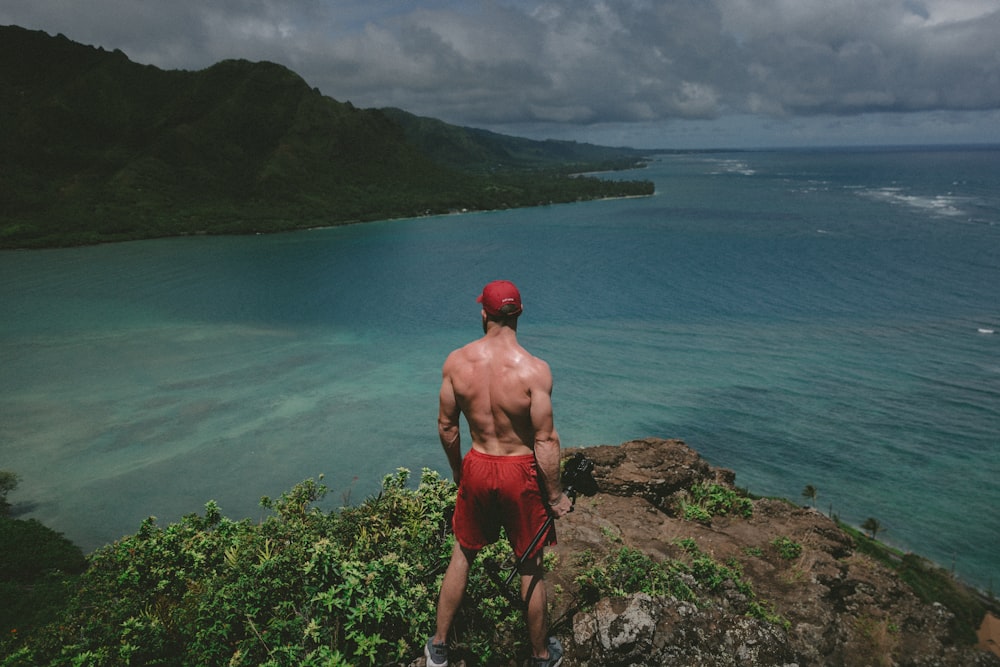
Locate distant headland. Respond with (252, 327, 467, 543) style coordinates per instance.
(1, 25, 654, 250)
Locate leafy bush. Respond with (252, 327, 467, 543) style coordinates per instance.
(461, 541, 531, 661)
(575, 545, 695, 602)
(0, 518, 88, 582)
(573, 536, 785, 628)
(0, 517, 88, 652)
(770, 536, 803, 561)
(674, 539, 787, 628)
(680, 482, 754, 522)
(4, 469, 548, 666)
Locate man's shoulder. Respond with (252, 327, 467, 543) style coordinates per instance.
(522, 348, 549, 369)
(449, 338, 483, 356)
(526, 354, 552, 382)
(443, 340, 481, 369)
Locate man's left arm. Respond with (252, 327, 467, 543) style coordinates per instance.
(438, 362, 463, 483)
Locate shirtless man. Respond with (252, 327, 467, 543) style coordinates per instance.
(426, 280, 573, 667)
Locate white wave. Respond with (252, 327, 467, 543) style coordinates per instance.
(860, 187, 969, 218)
(792, 179, 832, 195)
(704, 158, 755, 176)
(977, 328, 995, 334)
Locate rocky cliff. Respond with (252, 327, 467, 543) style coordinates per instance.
(419, 438, 1000, 666)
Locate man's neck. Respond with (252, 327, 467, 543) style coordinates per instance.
(483, 321, 518, 339)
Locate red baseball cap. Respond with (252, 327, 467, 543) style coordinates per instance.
(477, 280, 523, 316)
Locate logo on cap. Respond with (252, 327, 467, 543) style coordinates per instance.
(477, 280, 523, 316)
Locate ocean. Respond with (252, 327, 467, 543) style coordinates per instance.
(1, 145, 997, 592)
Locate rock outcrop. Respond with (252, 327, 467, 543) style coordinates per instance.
(415, 438, 1000, 666)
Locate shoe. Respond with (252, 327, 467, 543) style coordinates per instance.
(529, 636, 563, 667)
(425, 637, 449, 667)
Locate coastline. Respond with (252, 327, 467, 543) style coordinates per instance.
(0, 187, 657, 251)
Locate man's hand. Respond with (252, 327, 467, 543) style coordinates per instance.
(548, 492, 573, 518)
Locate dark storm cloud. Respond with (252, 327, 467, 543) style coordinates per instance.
(717, 0, 1000, 115)
(284, 0, 1000, 124)
(3, 0, 999, 145)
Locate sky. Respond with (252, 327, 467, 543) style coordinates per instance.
(3, 0, 1000, 149)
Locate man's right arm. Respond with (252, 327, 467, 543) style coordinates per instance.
(529, 361, 573, 518)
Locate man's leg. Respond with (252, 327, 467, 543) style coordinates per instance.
(432, 541, 478, 643)
(519, 552, 550, 659)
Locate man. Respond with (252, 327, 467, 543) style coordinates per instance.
(426, 280, 573, 667)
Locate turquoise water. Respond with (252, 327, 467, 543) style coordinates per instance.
(1, 146, 998, 591)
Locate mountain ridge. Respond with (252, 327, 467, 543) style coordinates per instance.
(0, 25, 654, 248)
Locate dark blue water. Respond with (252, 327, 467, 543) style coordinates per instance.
(1, 146, 997, 591)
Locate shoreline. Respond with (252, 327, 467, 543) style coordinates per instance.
(1, 190, 658, 251)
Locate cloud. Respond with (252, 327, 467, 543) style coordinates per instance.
(3, 0, 999, 146)
(717, 0, 1000, 115)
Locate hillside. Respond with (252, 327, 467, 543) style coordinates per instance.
(546, 440, 1000, 666)
(2, 439, 997, 665)
(0, 25, 654, 249)
(379, 107, 651, 173)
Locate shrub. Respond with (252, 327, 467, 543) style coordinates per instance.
(573, 536, 786, 628)
(771, 536, 803, 560)
(4, 470, 483, 666)
(575, 545, 694, 603)
(0, 518, 87, 582)
(0, 517, 87, 652)
(680, 482, 754, 522)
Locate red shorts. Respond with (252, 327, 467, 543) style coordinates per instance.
(452, 449, 555, 560)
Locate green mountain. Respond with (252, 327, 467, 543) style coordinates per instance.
(379, 107, 652, 173)
(0, 25, 654, 248)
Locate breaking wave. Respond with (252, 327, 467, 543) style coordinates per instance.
(859, 186, 970, 218)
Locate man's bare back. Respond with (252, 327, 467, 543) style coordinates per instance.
(440, 328, 552, 456)
(438, 324, 566, 508)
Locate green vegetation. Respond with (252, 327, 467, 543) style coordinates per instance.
(575, 537, 786, 628)
(0, 472, 18, 518)
(839, 520, 995, 645)
(679, 482, 754, 523)
(0, 469, 559, 666)
(801, 484, 818, 507)
(575, 545, 694, 602)
(0, 26, 655, 249)
(3, 458, 993, 665)
(862, 517, 884, 539)
(0, 468, 779, 666)
(0, 514, 88, 653)
(3, 463, 996, 664)
(770, 536, 803, 561)
(381, 107, 652, 174)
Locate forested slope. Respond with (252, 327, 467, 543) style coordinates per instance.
(0, 25, 653, 248)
